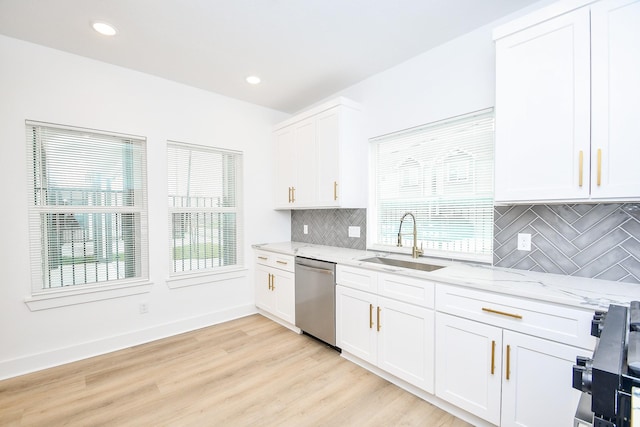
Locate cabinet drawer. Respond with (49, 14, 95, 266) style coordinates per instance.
(436, 284, 595, 350)
(378, 273, 435, 309)
(336, 265, 377, 293)
(254, 250, 295, 273)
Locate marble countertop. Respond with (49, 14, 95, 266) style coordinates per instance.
(252, 241, 639, 311)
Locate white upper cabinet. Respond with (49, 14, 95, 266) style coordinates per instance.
(494, 8, 591, 202)
(315, 109, 341, 206)
(273, 97, 367, 209)
(292, 118, 317, 206)
(494, 0, 640, 203)
(274, 126, 297, 207)
(590, 0, 640, 199)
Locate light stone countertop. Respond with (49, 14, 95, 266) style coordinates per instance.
(252, 241, 640, 311)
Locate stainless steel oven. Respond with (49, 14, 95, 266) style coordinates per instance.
(294, 257, 338, 348)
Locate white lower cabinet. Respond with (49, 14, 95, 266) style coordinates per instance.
(254, 250, 295, 327)
(501, 330, 591, 427)
(377, 296, 434, 392)
(335, 284, 377, 363)
(336, 266, 595, 426)
(435, 286, 593, 427)
(336, 266, 435, 393)
(435, 313, 502, 425)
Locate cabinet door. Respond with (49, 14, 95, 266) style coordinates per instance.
(272, 270, 295, 325)
(292, 119, 317, 206)
(377, 296, 434, 393)
(274, 127, 296, 208)
(336, 285, 377, 364)
(315, 108, 341, 207)
(501, 330, 591, 427)
(435, 313, 502, 425)
(494, 8, 591, 202)
(255, 265, 275, 313)
(591, 0, 640, 199)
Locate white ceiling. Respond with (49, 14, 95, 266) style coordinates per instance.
(0, 0, 542, 113)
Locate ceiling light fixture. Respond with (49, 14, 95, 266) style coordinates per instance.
(246, 76, 261, 85)
(92, 22, 118, 36)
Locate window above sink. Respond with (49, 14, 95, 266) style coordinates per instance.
(368, 109, 495, 264)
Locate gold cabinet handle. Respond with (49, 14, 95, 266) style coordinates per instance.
(276, 260, 288, 265)
(334, 181, 338, 201)
(288, 187, 292, 203)
(377, 306, 381, 332)
(267, 273, 272, 290)
(482, 307, 523, 320)
(258, 256, 268, 261)
(369, 304, 373, 329)
(597, 148, 602, 186)
(506, 344, 511, 380)
(491, 340, 496, 375)
(271, 274, 275, 291)
(578, 151, 584, 187)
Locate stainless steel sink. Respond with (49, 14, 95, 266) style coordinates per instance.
(360, 257, 445, 272)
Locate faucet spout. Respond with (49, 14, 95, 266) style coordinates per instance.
(397, 212, 423, 258)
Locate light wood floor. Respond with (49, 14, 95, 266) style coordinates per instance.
(0, 314, 472, 426)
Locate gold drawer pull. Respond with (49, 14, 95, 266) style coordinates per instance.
(369, 304, 373, 329)
(334, 181, 338, 201)
(506, 344, 511, 380)
(597, 148, 602, 186)
(288, 187, 292, 203)
(482, 307, 522, 320)
(578, 151, 584, 187)
(377, 306, 381, 332)
(491, 340, 496, 375)
(276, 260, 288, 265)
(291, 187, 296, 203)
(271, 275, 275, 291)
(258, 256, 268, 260)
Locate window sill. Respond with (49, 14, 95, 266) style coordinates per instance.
(24, 280, 153, 311)
(166, 267, 247, 289)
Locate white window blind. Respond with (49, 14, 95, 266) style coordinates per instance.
(370, 109, 494, 262)
(167, 142, 243, 274)
(26, 121, 149, 291)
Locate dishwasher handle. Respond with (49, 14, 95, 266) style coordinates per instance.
(296, 262, 334, 275)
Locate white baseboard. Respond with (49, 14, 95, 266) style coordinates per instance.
(0, 304, 257, 380)
(256, 308, 301, 334)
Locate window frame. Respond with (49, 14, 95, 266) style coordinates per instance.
(367, 109, 495, 263)
(24, 120, 152, 310)
(166, 141, 245, 288)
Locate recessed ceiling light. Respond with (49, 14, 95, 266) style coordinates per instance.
(246, 76, 261, 85)
(92, 22, 117, 36)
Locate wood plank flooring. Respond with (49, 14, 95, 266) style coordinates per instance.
(0, 314, 472, 426)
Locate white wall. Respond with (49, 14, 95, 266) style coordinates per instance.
(310, 0, 555, 140)
(0, 35, 290, 379)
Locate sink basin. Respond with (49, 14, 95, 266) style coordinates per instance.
(361, 257, 445, 272)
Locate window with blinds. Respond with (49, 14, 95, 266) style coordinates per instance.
(26, 121, 149, 291)
(370, 109, 494, 262)
(167, 142, 243, 274)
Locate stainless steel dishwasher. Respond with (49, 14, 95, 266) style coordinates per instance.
(294, 257, 338, 348)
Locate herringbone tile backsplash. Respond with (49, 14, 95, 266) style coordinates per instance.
(494, 203, 640, 283)
(291, 209, 366, 250)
